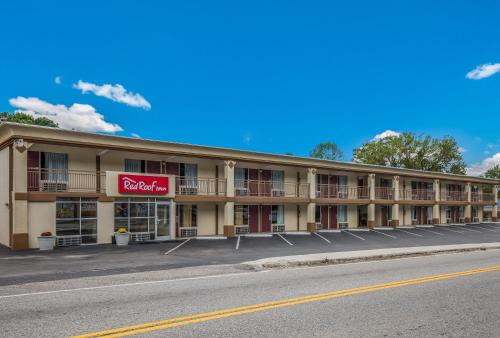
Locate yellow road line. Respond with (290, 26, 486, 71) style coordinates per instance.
(73, 265, 500, 338)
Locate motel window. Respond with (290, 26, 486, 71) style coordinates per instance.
(315, 205, 321, 223)
(412, 207, 417, 221)
(179, 163, 198, 189)
(178, 205, 197, 228)
(472, 206, 478, 218)
(234, 205, 249, 225)
(124, 159, 144, 173)
(446, 207, 451, 220)
(271, 171, 284, 192)
(235, 168, 248, 194)
(56, 197, 97, 244)
(114, 198, 156, 233)
(337, 205, 347, 223)
(459, 207, 465, 218)
(271, 205, 284, 225)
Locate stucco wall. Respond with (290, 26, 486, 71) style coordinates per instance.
(0, 147, 9, 247)
(196, 203, 217, 236)
(28, 202, 55, 249)
(98, 202, 114, 244)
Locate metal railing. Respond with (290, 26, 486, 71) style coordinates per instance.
(441, 191, 467, 202)
(234, 180, 309, 198)
(316, 185, 369, 199)
(375, 187, 395, 200)
(27, 169, 106, 192)
(175, 176, 226, 196)
(400, 189, 435, 201)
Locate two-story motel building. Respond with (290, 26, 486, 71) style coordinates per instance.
(0, 122, 498, 250)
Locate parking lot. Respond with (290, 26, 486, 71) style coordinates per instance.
(1, 223, 500, 286)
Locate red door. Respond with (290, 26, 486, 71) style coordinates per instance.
(321, 205, 329, 229)
(261, 170, 272, 196)
(329, 206, 338, 229)
(249, 169, 259, 196)
(261, 205, 271, 232)
(249, 205, 259, 232)
(381, 206, 388, 227)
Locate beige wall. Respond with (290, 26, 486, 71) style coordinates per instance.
(28, 202, 55, 248)
(195, 203, 217, 236)
(98, 202, 114, 244)
(347, 205, 358, 228)
(284, 204, 298, 231)
(0, 147, 9, 247)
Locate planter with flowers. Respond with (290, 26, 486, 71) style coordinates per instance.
(114, 228, 130, 246)
(37, 232, 56, 251)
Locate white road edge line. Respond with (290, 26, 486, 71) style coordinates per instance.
(342, 230, 366, 241)
(415, 228, 444, 236)
(236, 235, 241, 250)
(0, 270, 271, 300)
(277, 233, 293, 246)
(371, 230, 397, 239)
(313, 232, 331, 243)
(164, 238, 191, 255)
(395, 229, 423, 237)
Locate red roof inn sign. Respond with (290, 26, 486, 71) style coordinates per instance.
(106, 172, 175, 198)
(118, 174, 169, 195)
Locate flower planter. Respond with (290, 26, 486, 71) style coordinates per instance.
(114, 232, 130, 246)
(37, 236, 56, 251)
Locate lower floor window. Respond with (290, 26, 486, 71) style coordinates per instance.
(337, 205, 347, 223)
(56, 197, 97, 244)
(178, 205, 197, 227)
(271, 205, 284, 224)
(472, 206, 478, 218)
(234, 205, 249, 225)
(114, 198, 158, 233)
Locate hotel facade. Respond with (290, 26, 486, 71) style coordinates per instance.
(0, 122, 498, 250)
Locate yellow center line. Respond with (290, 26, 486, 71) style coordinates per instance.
(73, 265, 500, 338)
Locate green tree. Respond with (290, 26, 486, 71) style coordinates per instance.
(352, 132, 466, 175)
(0, 112, 58, 128)
(309, 142, 343, 160)
(484, 165, 500, 179)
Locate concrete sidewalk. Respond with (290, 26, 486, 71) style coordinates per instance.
(243, 242, 500, 269)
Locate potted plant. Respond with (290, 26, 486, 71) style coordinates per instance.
(37, 232, 56, 251)
(114, 228, 130, 246)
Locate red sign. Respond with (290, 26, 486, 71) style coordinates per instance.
(118, 174, 169, 195)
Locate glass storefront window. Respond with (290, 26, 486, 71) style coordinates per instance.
(114, 198, 161, 233)
(56, 197, 97, 244)
(234, 205, 249, 225)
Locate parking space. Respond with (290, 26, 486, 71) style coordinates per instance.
(2, 223, 500, 286)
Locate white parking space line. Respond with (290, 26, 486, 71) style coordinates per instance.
(277, 233, 294, 246)
(473, 225, 497, 232)
(395, 229, 423, 237)
(371, 230, 397, 239)
(342, 230, 366, 241)
(459, 226, 482, 233)
(235, 235, 241, 250)
(313, 232, 332, 243)
(438, 227, 465, 234)
(415, 228, 444, 236)
(164, 238, 191, 255)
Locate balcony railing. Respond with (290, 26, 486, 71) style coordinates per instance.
(27, 169, 106, 192)
(316, 185, 369, 199)
(472, 192, 496, 203)
(375, 187, 395, 200)
(400, 189, 435, 201)
(175, 176, 226, 196)
(441, 191, 467, 202)
(234, 180, 309, 198)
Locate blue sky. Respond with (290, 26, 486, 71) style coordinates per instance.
(1, 1, 500, 175)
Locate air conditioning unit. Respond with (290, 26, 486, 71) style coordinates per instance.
(427, 219, 433, 225)
(338, 222, 349, 229)
(57, 236, 81, 247)
(180, 227, 197, 238)
(272, 189, 285, 197)
(473, 217, 480, 223)
(446, 218, 452, 224)
(235, 188, 248, 196)
(41, 181, 68, 192)
(459, 217, 465, 224)
(272, 224, 285, 233)
(315, 222, 322, 231)
(235, 226, 249, 235)
(130, 232, 151, 242)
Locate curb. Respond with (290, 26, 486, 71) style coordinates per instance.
(242, 243, 500, 270)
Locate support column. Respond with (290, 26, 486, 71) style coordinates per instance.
(391, 176, 400, 227)
(432, 179, 440, 224)
(306, 168, 317, 232)
(464, 182, 471, 223)
(169, 201, 176, 239)
(12, 141, 29, 250)
(223, 160, 236, 237)
(368, 173, 376, 228)
(493, 185, 498, 222)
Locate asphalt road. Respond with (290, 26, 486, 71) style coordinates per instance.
(1, 249, 500, 337)
(2, 223, 500, 286)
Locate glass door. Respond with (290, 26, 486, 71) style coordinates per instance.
(156, 202, 170, 240)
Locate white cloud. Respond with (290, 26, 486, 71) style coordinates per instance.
(9, 96, 123, 133)
(73, 80, 151, 110)
(130, 133, 141, 138)
(54, 76, 62, 85)
(373, 130, 401, 141)
(467, 153, 500, 176)
(458, 147, 467, 153)
(466, 63, 500, 80)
